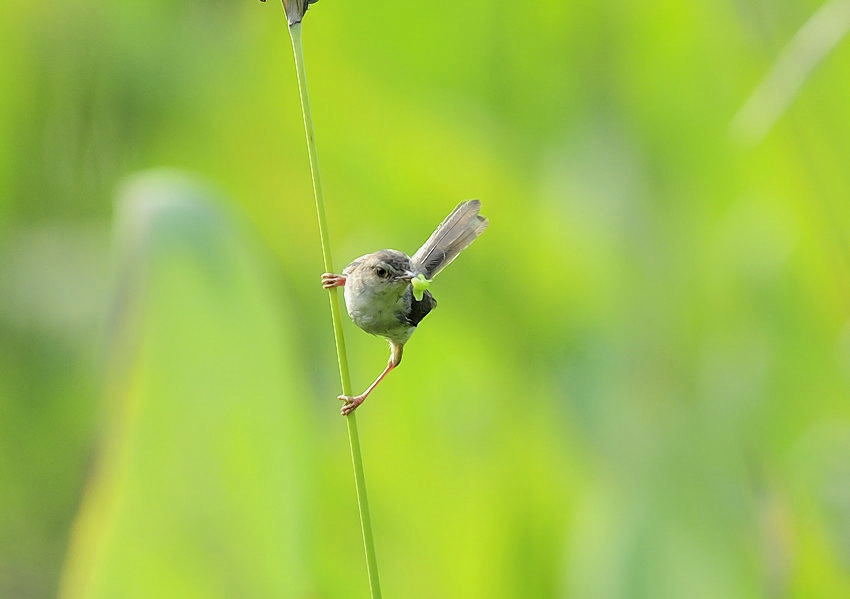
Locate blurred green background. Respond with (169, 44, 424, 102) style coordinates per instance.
(2, 0, 850, 597)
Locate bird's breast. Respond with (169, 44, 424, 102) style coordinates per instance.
(344, 278, 415, 343)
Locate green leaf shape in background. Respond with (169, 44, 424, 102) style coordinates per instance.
(60, 171, 310, 599)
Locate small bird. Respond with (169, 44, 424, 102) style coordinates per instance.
(321, 200, 488, 415)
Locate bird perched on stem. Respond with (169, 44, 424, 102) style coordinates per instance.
(321, 200, 488, 415)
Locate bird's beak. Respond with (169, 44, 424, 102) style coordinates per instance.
(397, 270, 416, 281)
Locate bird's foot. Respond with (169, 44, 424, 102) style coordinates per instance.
(338, 394, 365, 416)
(321, 273, 346, 289)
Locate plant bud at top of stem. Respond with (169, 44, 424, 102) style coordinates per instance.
(275, 0, 318, 26)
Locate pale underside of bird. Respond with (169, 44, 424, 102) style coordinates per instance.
(321, 199, 488, 415)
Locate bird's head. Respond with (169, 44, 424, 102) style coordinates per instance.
(348, 250, 416, 294)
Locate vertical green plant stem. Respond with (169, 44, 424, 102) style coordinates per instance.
(288, 22, 382, 599)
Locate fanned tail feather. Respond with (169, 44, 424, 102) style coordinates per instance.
(411, 200, 488, 278)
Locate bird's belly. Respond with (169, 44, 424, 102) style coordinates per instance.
(349, 307, 410, 339)
(345, 288, 414, 343)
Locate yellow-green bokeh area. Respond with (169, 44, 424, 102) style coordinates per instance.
(1, 0, 850, 597)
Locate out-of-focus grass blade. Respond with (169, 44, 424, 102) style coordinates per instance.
(60, 171, 309, 599)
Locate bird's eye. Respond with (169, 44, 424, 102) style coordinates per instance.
(376, 267, 387, 278)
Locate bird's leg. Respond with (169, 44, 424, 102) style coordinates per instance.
(321, 272, 346, 288)
(339, 343, 404, 416)
(339, 361, 395, 416)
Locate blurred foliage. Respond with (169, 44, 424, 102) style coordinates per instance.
(59, 173, 310, 598)
(0, 0, 849, 597)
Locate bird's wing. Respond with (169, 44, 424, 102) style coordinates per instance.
(399, 289, 437, 327)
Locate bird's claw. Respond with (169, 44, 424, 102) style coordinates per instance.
(321, 273, 346, 289)
(338, 394, 365, 416)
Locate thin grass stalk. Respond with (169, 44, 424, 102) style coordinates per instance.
(287, 22, 383, 599)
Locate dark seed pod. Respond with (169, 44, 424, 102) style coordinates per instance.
(259, 0, 318, 27)
(280, 0, 319, 26)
